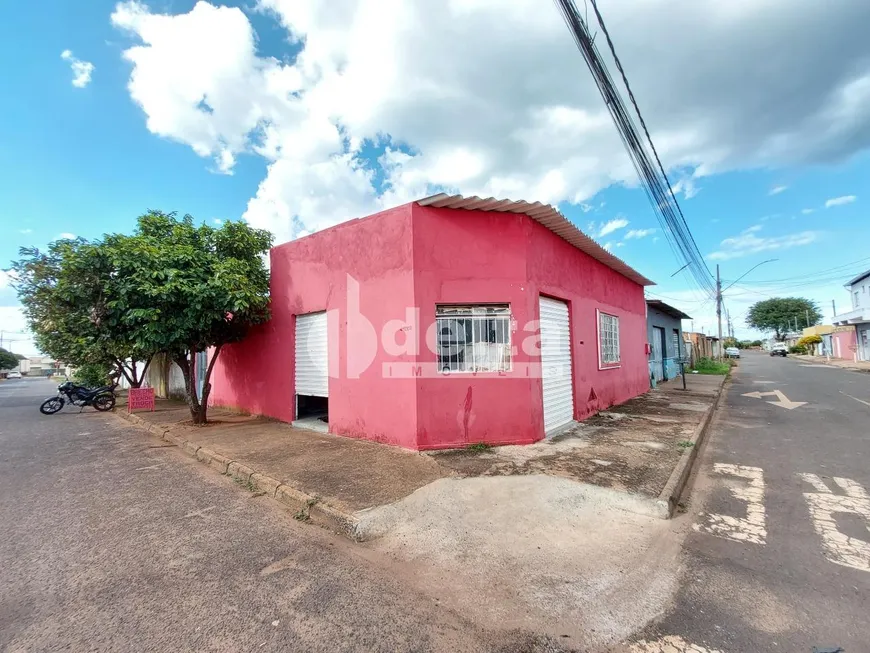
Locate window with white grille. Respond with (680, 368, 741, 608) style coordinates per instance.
(436, 305, 511, 373)
(598, 311, 620, 366)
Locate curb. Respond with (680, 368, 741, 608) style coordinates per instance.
(655, 375, 728, 519)
(113, 409, 362, 540)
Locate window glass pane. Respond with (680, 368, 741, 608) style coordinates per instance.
(436, 304, 511, 372)
(598, 312, 620, 365)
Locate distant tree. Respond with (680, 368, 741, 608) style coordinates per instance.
(0, 347, 18, 371)
(750, 340, 763, 347)
(746, 298, 821, 341)
(107, 211, 272, 424)
(723, 337, 739, 348)
(10, 238, 156, 387)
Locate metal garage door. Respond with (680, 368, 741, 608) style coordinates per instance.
(295, 312, 328, 397)
(539, 296, 575, 435)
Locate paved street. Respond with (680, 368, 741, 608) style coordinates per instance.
(0, 377, 562, 653)
(5, 357, 870, 653)
(630, 352, 870, 652)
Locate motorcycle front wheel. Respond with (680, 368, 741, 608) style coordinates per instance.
(40, 397, 65, 415)
(93, 394, 116, 412)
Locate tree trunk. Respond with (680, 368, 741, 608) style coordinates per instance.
(198, 344, 223, 426)
(113, 355, 154, 389)
(173, 350, 204, 425)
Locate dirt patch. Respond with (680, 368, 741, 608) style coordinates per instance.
(432, 384, 719, 498)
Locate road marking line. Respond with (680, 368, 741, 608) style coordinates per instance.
(694, 464, 766, 545)
(798, 473, 830, 493)
(741, 389, 805, 409)
(840, 391, 870, 408)
(629, 634, 724, 652)
(798, 473, 870, 573)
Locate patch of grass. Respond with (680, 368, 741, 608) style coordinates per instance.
(690, 357, 731, 375)
(466, 442, 492, 452)
(293, 509, 310, 522)
(677, 440, 695, 449)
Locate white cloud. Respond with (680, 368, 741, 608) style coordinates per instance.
(597, 218, 630, 237)
(61, 50, 95, 88)
(707, 225, 817, 261)
(824, 195, 856, 208)
(19, 229, 32, 234)
(769, 185, 788, 195)
(624, 228, 656, 240)
(111, 0, 870, 246)
(57, 233, 77, 240)
(670, 177, 700, 199)
(801, 208, 815, 214)
(212, 218, 224, 225)
(602, 242, 614, 252)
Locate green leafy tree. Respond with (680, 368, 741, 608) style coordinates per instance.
(108, 211, 271, 424)
(745, 297, 822, 341)
(723, 337, 739, 348)
(0, 347, 18, 371)
(10, 238, 155, 386)
(73, 362, 113, 388)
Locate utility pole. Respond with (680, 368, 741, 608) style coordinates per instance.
(716, 265, 723, 360)
(806, 308, 810, 328)
(832, 299, 837, 318)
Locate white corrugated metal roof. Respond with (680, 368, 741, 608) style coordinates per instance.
(416, 193, 654, 286)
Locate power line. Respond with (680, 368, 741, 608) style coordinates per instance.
(553, 0, 715, 298)
(722, 256, 870, 285)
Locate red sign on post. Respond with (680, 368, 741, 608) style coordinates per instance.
(128, 387, 156, 412)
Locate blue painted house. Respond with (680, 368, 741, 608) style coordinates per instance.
(646, 299, 691, 383)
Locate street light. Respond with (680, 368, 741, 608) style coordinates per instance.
(715, 259, 778, 360)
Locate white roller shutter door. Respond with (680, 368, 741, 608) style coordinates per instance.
(295, 312, 328, 397)
(539, 296, 575, 435)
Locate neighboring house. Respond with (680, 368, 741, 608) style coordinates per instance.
(210, 194, 655, 450)
(685, 332, 718, 361)
(646, 300, 690, 383)
(800, 325, 833, 356)
(830, 326, 858, 360)
(26, 356, 70, 377)
(832, 269, 870, 362)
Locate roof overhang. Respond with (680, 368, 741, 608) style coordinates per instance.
(646, 299, 691, 320)
(417, 193, 655, 286)
(846, 269, 870, 287)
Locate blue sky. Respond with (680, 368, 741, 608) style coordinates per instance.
(2, 0, 869, 354)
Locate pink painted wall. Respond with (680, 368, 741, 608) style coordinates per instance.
(831, 328, 858, 361)
(212, 201, 649, 451)
(410, 204, 648, 449)
(210, 204, 421, 448)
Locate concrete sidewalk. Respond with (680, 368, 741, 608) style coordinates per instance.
(790, 353, 870, 372)
(431, 372, 726, 518)
(117, 369, 725, 535)
(116, 402, 446, 536)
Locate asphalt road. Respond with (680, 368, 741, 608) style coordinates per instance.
(0, 377, 563, 653)
(632, 352, 870, 652)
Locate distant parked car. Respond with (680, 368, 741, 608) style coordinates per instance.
(6, 371, 22, 379)
(724, 347, 740, 359)
(769, 343, 788, 357)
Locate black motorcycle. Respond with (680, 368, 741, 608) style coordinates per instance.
(40, 381, 117, 415)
